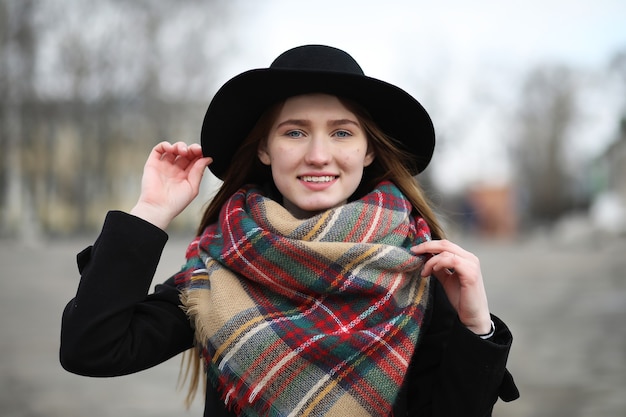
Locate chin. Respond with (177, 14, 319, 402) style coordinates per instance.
(305, 202, 343, 213)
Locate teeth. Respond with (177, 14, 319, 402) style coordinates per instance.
(300, 176, 336, 183)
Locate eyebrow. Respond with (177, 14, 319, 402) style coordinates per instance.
(276, 118, 360, 129)
(329, 119, 360, 128)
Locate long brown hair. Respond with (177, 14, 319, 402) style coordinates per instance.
(179, 94, 445, 406)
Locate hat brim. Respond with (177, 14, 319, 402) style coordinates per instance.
(201, 68, 435, 179)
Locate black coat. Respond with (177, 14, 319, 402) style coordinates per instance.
(60, 211, 519, 416)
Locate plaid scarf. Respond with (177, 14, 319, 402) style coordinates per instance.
(175, 181, 431, 416)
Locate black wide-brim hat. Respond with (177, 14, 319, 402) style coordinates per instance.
(201, 45, 435, 179)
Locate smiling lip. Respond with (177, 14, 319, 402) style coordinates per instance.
(299, 175, 337, 183)
(298, 175, 338, 189)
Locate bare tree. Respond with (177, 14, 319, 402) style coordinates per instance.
(0, 0, 240, 236)
(513, 65, 579, 224)
(0, 0, 41, 240)
(605, 49, 626, 201)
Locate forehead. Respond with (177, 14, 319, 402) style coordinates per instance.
(277, 94, 357, 119)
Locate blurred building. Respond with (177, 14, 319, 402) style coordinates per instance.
(464, 184, 518, 239)
(591, 118, 626, 234)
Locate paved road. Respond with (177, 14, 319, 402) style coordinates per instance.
(1, 231, 625, 416)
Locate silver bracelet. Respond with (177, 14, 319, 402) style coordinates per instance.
(478, 320, 496, 340)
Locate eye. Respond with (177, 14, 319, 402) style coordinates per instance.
(286, 130, 304, 138)
(333, 130, 352, 138)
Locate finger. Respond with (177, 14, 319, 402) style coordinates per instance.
(180, 153, 210, 172)
(151, 142, 183, 164)
(411, 239, 474, 260)
(421, 251, 458, 277)
(411, 239, 458, 254)
(434, 252, 459, 275)
(187, 157, 213, 191)
(164, 143, 197, 168)
(170, 141, 191, 158)
(154, 141, 191, 158)
(187, 143, 204, 157)
(161, 151, 177, 164)
(173, 142, 206, 163)
(151, 141, 171, 157)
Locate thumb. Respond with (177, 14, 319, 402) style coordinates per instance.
(187, 157, 213, 192)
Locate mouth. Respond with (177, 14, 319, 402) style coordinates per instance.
(299, 175, 338, 183)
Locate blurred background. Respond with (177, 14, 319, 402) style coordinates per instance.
(1, 0, 625, 416)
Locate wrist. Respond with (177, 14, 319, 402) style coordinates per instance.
(130, 202, 174, 230)
(463, 314, 493, 336)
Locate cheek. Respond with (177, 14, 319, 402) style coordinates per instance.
(343, 156, 355, 166)
(342, 149, 367, 168)
(266, 149, 295, 175)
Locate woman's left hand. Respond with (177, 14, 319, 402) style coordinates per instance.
(411, 240, 492, 335)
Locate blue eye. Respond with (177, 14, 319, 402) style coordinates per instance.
(334, 130, 351, 138)
(286, 130, 304, 138)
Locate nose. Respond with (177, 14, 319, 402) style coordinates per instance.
(303, 136, 331, 166)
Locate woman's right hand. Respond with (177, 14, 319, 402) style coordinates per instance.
(130, 141, 213, 230)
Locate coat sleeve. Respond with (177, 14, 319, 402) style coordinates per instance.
(397, 279, 519, 416)
(59, 211, 195, 377)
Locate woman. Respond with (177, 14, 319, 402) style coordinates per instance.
(60, 45, 519, 416)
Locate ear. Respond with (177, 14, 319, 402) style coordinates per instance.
(363, 149, 375, 167)
(258, 146, 271, 166)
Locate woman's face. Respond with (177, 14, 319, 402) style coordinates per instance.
(258, 94, 375, 218)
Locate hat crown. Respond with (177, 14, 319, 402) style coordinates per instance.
(270, 45, 364, 75)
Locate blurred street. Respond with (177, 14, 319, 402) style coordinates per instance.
(1, 231, 625, 416)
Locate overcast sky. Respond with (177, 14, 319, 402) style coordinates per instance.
(225, 0, 626, 79)
(220, 0, 625, 192)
